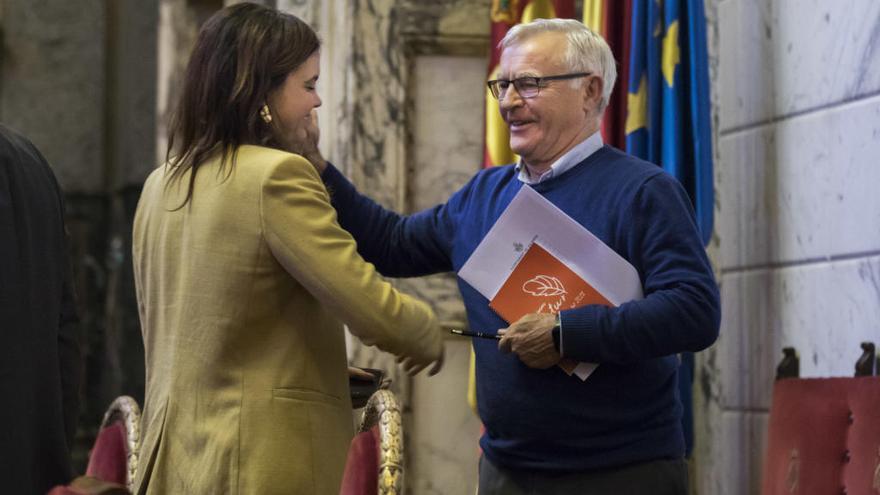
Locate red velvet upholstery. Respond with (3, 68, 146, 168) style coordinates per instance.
(339, 426, 381, 495)
(46, 475, 129, 495)
(85, 422, 128, 486)
(762, 377, 880, 495)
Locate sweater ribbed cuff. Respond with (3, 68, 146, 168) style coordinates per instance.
(558, 306, 603, 362)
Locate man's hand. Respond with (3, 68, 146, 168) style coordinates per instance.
(498, 312, 560, 369)
(278, 109, 327, 173)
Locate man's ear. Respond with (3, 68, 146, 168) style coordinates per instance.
(583, 75, 604, 114)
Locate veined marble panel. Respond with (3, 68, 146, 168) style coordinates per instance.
(401, 0, 491, 40)
(718, 0, 880, 132)
(329, 0, 411, 401)
(315, 0, 355, 175)
(410, 55, 484, 212)
(717, 255, 880, 410)
(718, 95, 880, 269)
(275, 0, 318, 26)
(697, 410, 768, 495)
(156, 0, 221, 172)
(407, 338, 481, 495)
(347, 0, 408, 210)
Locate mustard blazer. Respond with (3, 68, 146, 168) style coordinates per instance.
(132, 145, 441, 495)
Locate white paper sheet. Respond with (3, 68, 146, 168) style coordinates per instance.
(458, 185, 644, 380)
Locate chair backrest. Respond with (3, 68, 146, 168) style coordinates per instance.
(761, 377, 880, 495)
(85, 396, 141, 492)
(340, 389, 403, 495)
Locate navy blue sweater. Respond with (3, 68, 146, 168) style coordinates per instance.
(322, 145, 720, 473)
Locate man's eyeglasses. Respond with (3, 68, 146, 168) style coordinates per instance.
(487, 72, 592, 100)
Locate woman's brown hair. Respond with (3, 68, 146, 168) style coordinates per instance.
(164, 2, 320, 208)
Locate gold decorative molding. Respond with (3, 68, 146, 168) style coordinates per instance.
(359, 390, 404, 495)
(100, 395, 142, 492)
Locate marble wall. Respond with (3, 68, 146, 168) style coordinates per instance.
(696, 1, 880, 493)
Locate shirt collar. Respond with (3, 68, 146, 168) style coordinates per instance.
(515, 131, 604, 184)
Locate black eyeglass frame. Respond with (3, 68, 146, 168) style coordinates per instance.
(486, 72, 592, 100)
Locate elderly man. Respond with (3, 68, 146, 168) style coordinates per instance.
(304, 18, 719, 495)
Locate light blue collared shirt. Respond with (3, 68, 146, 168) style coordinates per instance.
(514, 131, 604, 184)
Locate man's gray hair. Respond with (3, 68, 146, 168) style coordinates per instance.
(500, 18, 617, 112)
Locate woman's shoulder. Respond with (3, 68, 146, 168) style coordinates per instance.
(234, 146, 328, 197)
(238, 145, 317, 178)
(237, 144, 304, 163)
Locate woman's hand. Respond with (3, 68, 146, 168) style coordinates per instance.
(348, 366, 375, 380)
(398, 347, 444, 377)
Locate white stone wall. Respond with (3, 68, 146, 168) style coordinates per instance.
(698, 1, 880, 493)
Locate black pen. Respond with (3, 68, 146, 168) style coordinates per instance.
(450, 328, 502, 340)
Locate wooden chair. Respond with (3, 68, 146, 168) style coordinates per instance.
(762, 344, 880, 494)
(48, 396, 140, 494)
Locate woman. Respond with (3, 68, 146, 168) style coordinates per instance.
(132, 4, 443, 494)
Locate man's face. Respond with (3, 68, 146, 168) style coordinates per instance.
(498, 33, 598, 171)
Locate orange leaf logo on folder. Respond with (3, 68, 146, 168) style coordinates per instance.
(490, 242, 612, 324)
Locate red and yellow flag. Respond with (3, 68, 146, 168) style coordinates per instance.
(583, 0, 631, 150)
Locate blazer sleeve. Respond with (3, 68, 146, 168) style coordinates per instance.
(260, 155, 442, 365)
